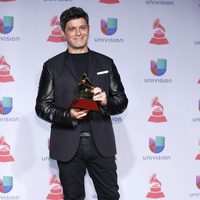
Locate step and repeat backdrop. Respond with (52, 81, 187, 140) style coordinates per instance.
(1, 0, 200, 199)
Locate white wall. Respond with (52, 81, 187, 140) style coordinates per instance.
(0, 0, 200, 199)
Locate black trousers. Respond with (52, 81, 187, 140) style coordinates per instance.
(57, 136, 120, 200)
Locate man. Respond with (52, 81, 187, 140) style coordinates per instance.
(35, 7, 128, 200)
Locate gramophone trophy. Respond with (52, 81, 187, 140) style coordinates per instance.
(70, 74, 99, 111)
(149, 18, 169, 45)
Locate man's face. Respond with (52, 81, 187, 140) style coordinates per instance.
(64, 18, 89, 53)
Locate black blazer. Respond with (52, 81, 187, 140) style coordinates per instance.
(35, 49, 128, 162)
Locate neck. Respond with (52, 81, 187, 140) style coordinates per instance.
(68, 47, 88, 54)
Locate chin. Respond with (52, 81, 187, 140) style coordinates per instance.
(75, 44, 87, 49)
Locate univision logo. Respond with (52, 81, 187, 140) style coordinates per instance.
(101, 18, 117, 36)
(0, 16, 20, 42)
(151, 59, 167, 76)
(189, 175, 200, 197)
(111, 116, 122, 123)
(0, 176, 13, 193)
(143, 136, 170, 161)
(0, 97, 20, 122)
(0, 97, 12, 115)
(0, 16, 13, 34)
(94, 17, 123, 43)
(199, 99, 200, 112)
(144, 58, 172, 84)
(149, 136, 165, 154)
(145, 0, 174, 6)
(197, 176, 200, 189)
(195, 139, 200, 160)
(192, 100, 200, 122)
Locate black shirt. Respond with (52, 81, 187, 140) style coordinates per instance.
(70, 52, 89, 79)
(70, 52, 91, 132)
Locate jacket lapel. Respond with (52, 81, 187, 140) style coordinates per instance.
(87, 50, 97, 82)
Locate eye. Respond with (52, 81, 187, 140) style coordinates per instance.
(80, 25, 88, 31)
(67, 27, 76, 32)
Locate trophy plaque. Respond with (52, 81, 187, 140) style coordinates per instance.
(70, 74, 99, 111)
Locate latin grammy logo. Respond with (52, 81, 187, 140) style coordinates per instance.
(99, 0, 120, 3)
(47, 16, 66, 43)
(195, 153, 200, 160)
(0, 136, 14, 162)
(46, 175, 64, 200)
(148, 97, 167, 123)
(0, 56, 14, 83)
(146, 174, 165, 198)
(0, 0, 16, 1)
(149, 18, 169, 45)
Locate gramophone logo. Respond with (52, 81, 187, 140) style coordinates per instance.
(0, 176, 13, 193)
(0, 136, 14, 162)
(0, 0, 16, 1)
(148, 97, 167, 123)
(47, 16, 66, 43)
(0, 97, 12, 115)
(149, 136, 165, 154)
(0, 56, 15, 83)
(149, 18, 169, 45)
(151, 59, 167, 76)
(197, 79, 200, 84)
(146, 174, 165, 198)
(46, 175, 64, 200)
(196, 176, 200, 189)
(0, 16, 13, 34)
(101, 18, 117, 36)
(99, 0, 119, 3)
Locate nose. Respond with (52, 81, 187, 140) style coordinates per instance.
(75, 28, 81, 35)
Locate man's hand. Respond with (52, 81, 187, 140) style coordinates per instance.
(92, 87, 107, 106)
(70, 108, 89, 119)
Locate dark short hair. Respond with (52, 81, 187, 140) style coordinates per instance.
(60, 7, 89, 31)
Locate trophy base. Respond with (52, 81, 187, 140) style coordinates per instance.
(71, 99, 99, 111)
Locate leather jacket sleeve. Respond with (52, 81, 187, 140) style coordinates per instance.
(100, 61, 128, 116)
(35, 57, 128, 125)
(35, 63, 78, 127)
